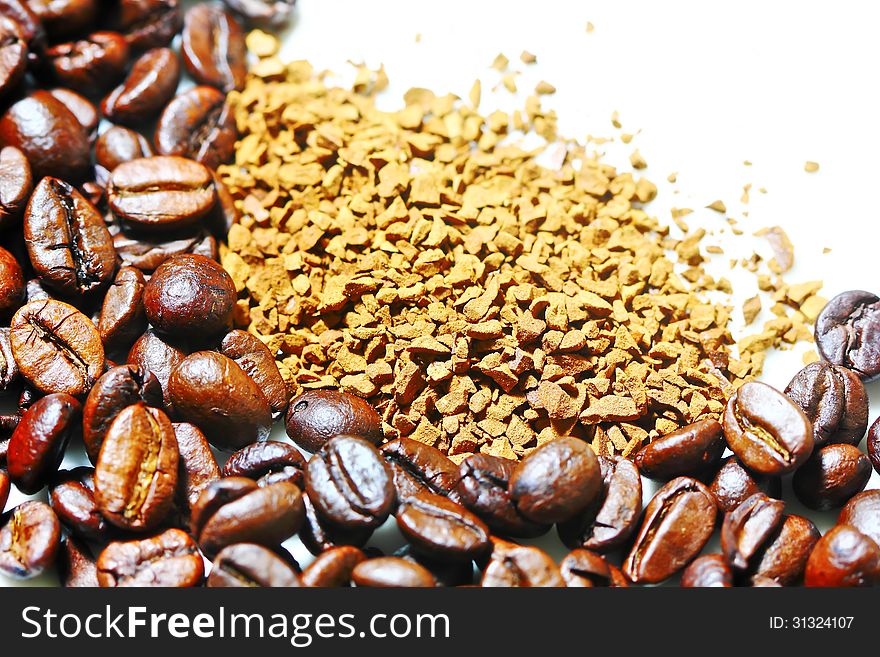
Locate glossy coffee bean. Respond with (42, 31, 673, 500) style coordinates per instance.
(393, 544, 474, 587)
(720, 493, 785, 570)
(481, 542, 564, 588)
(49, 467, 107, 542)
(751, 514, 820, 586)
(867, 416, 880, 475)
(48, 88, 98, 139)
(101, 47, 180, 126)
(0, 0, 43, 61)
(181, 5, 246, 92)
(95, 126, 153, 172)
(112, 0, 182, 51)
(24, 177, 117, 298)
(97, 528, 203, 587)
(97, 266, 147, 352)
(0, 90, 89, 181)
(792, 443, 872, 510)
(126, 328, 189, 405)
(108, 156, 216, 232)
(301, 546, 366, 587)
(560, 549, 627, 587)
(114, 229, 218, 272)
(219, 330, 289, 415)
(169, 351, 272, 450)
(805, 524, 880, 587)
(707, 455, 781, 513)
(10, 299, 104, 396)
(0, 501, 60, 579)
(0, 245, 24, 315)
(58, 536, 99, 587)
(557, 454, 642, 552)
(815, 290, 880, 381)
(144, 254, 235, 340)
(299, 494, 372, 556)
(722, 381, 814, 476)
(396, 491, 489, 562)
(839, 490, 880, 546)
(27, 0, 95, 39)
(205, 171, 239, 237)
(7, 392, 80, 493)
(508, 437, 601, 524)
(286, 390, 383, 453)
(154, 86, 236, 170)
(0, 146, 32, 229)
(222, 0, 295, 27)
(171, 422, 220, 522)
(380, 436, 461, 503)
(680, 554, 733, 588)
(191, 477, 304, 558)
(785, 361, 869, 447)
(223, 440, 305, 488)
(352, 557, 436, 588)
(0, 16, 26, 99)
(46, 32, 129, 94)
(623, 477, 717, 584)
(634, 419, 725, 480)
(207, 543, 301, 587)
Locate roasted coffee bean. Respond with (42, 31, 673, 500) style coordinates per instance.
(0, 16, 26, 99)
(126, 328, 188, 405)
(722, 381, 814, 476)
(751, 514, 820, 586)
(82, 364, 162, 462)
(680, 554, 733, 588)
(634, 419, 725, 480)
(97, 528, 203, 587)
(380, 437, 461, 504)
(0, 90, 89, 181)
(7, 392, 80, 493)
(785, 361, 869, 447)
(0, 245, 24, 315)
(219, 329, 289, 414)
(792, 443, 872, 510)
(191, 477, 304, 558)
(0, 146, 32, 229)
(46, 32, 129, 94)
(222, 440, 305, 488)
(720, 493, 785, 570)
(170, 422, 220, 523)
(868, 416, 880, 475)
(181, 5, 246, 92)
(144, 254, 235, 340)
(111, 0, 182, 51)
(24, 278, 53, 303)
(58, 536, 98, 587)
(286, 390, 383, 453)
(0, 328, 19, 393)
(0, 0, 44, 63)
(95, 126, 153, 172)
(557, 454, 642, 552)
(24, 177, 117, 298)
(560, 549, 627, 587)
(352, 557, 436, 588)
(815, 290, 880, 382)
(113, 229, 218, 272)
(0, 501, 60, 579)
(205, 171, 239, 237)
(207, 543, 300, 587)
(305, 435, 394, 531)
(101, 48, 180, 126)
(392, 544, 473, 587)
(299, 493, 372, 556)
(169, 351, 271, 450)
(154, 86, 237, 172)
(97, 266, 147, 352)
(840, 490, 880, 546)
(27, 0, 95, 38)
(301, 546, 366, 587)
(481, 543, 564, 588)
(10, 299, 104, 396)
(455, 454, 547, 538)
(48, 88, 98, 140)
(49, 467, 107, 542)
(108, 156, 216, 232)
(95, 403, 178, 531)
(396, 491, 489, 562)
(0, 470, 8, 510)
(508, 437, 601, 524)
(707, 455, 781, 514)
(804, 524, 880, 587)
(222, 0, 295, 27)
(623, 477, 717, 584)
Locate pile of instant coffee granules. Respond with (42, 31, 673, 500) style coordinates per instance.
(219, 35, 816, 462)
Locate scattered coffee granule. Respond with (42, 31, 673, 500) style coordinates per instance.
(804, 161, 820, 172)
(706, 200, 726, 213)
(520, 51, 537, 64)
(220, 35, 807, 462)
(742, 296, 761, 325)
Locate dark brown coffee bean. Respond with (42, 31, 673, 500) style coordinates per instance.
(380, 436, 461, 503)
(95, 126, 153, 172)
(205, 171, 239, 237)
(396, 491, 489, 562)
(0, 245, 24, 315)
(49, 467, 107, 542)
(751, 514, 820, 586)
(0, 0, 44, 63)
(557, 454, 642, 552)
(298, 493, 372, 556)
(108, 156, 216, 232)
(24, 177, 117, 298)
(481, 542, 564, 587)
(508, 437, 601, 524)
(191, 477, 304, 558)
(301, 546, 366, 587)
(222, 440, 305, 488)
(7, 392, 80, 493)
(101, 47, 180, 126)
(169, 351, 271, 450)
(352, 557, 436, 588)
(305, 435, 394, 531)
(867, 416, 880, 475)
(221, 0, 294, 27)
(0, 146, 32, 229)
(455, 453, 548, 538)
(286, 390, 383, 453)
(722, 381, 814, 476)
(219, 329, 289, 415)
(560, 549, 625, 587)
(720, 493, 785, 570)
(170, 422, 219, 524)
(707, 455, 781, 513)
(207, 542, 301, 587)
(82, 364, 162, 462)
(10, 299, 104, 396)
(0, 15, 26, 99)
(97, 266, 146, 352)
(113, 228, 218, 272)
(181, 5, 245, 92)
(816, 290, 880, 381)
(0, 90, 89, 181)
(840, 490, 880, 546)
(155, 87, 236, 168)
(111, 0, 182, 51)
(634, 419, 725, 480)
(623, 476, 717, 584)
(126, 328, 189, 406)
(47, 88, 98, 141)
(805, 523, 880, 587)
(792, 443, 871, 510)
(58, 536, 98, 587)
(144, 254, 235, 340)
(27, 0, 95, 38)
(680, 554, 733, 588)
(0, 501, 60, 578)
(97, 528, 203, 587)
(46, 32, 128, 94)
(95, 403, 178, 531)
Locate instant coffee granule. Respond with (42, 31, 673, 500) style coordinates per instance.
(219, 36, 816, 462)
